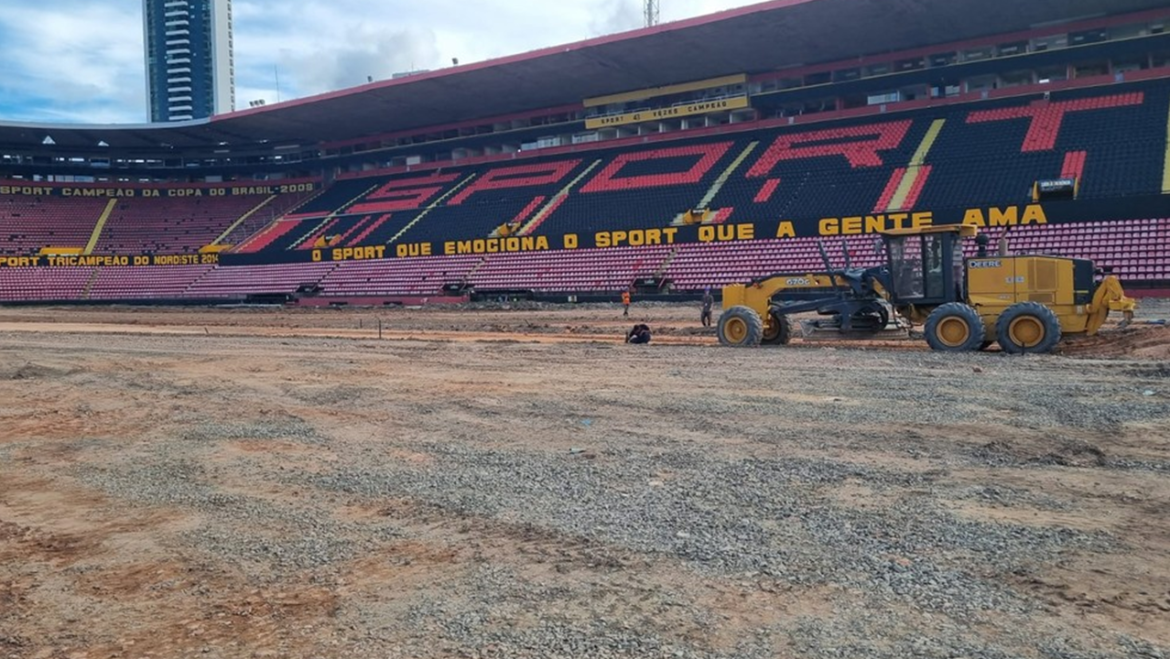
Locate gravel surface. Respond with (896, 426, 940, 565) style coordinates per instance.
(0, 305, 1168, 658)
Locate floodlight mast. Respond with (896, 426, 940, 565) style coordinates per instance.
(645, 0, 660, 27)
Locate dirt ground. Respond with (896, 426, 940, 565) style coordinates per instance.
(0, 302, 1165, 355)
(0, 303, 1168, 658)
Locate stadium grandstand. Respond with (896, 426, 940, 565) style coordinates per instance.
(2, 0, 1170, 304)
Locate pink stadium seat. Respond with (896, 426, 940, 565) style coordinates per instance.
(97, 194, 286, 254)
(87, 265, 216, 300)
(0, 196, 108, 255)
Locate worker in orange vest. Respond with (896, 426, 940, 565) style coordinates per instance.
(621, 290, 631, 317)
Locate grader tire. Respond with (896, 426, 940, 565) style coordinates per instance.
(924, 302, 985, 352)
(996, 302, 1062, 355)
(761, 311, 794, 346)
(718, 306, 764, 348)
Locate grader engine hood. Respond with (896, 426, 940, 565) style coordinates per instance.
(721, 283, 748, 309)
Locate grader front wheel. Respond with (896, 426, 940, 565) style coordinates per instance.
(718, 306, 764, 347)
(761, 311, 793, 345)
(924, 302, 985, 352)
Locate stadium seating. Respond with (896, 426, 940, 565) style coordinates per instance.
(661, 219, 1170, 290)
(180, 262, 338, 299)
(371, 161, 589, 247)
(87, 265, 216, 300)
(231, 175, 441, 254)
(534, 143, 744, 237)
(97, 195, 282, 254)
(289, 178, 380, 217)
(983, 218, 1170, 282)
(663, 237, 884, 291)
(0, 196, 107, 255)
(0, 189, 322, 257)
(0, 267, 92, 301)
(468, 245, 674, 293)
(1, 216, 1164, 304)
(223, 81, 1169, 265)
(918, 87, 1168, 208)
(2, 80, 1168, 303)
(316, 255, 482, 297)
(216, 190, 321, 248)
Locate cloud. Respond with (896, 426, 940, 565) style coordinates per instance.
(287, 26, 440, 93)
(0, 0, 145, 123)
(232, 1, 441, 101)
(589, 0, 644, 36)
(0, 0, 760, 125)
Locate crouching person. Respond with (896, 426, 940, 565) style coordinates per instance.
(626, 324, 651, 345)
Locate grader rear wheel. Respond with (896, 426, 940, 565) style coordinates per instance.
(996, 302, 1062, 354)
(717, 306, 764, 347)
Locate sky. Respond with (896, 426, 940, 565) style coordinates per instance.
(0, 0, 761, 125)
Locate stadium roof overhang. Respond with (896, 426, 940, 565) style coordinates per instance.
(1, 0, 1165, 153)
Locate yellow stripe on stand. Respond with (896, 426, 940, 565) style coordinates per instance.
(388, 175, 478, 244)
(518, 161, 603, 236)
(212, 194, 277, 245)
(83, 198, 118, 255)
(673, 142, 759, 226)
(888, 119, 945, 211)
(1162, 105, 1170, 193)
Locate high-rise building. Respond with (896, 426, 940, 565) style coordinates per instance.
(143, 0, 235, 122)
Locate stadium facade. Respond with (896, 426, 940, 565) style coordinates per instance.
(1, 0, 1169, 304)
(142, 0, 234, 122)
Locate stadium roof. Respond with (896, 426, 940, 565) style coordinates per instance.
(1, 0, 1165, 152)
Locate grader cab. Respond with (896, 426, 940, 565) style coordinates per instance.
(717, 224, 1135, 354)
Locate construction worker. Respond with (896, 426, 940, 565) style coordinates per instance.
(701, 288, 714, 327)
(621, 290, 631, 317)
(626, 324, 651, 344)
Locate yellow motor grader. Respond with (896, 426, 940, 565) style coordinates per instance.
(718, 224, 1136, 354)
